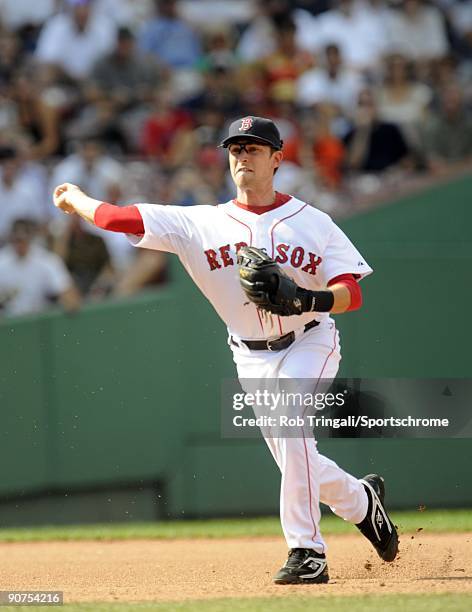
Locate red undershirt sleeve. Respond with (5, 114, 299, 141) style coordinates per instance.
(327, 273, 363, 311)
(94, 203, 144, 235)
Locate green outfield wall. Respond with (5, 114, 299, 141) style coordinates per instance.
(1, 174, 471, 526)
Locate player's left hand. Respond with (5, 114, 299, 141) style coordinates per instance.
(237, 246, 306, 316)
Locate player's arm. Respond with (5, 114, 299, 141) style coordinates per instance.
(325, 283, 351, 314)
(53, 183, 102, 222)
(326, 273, 362, 314)
(238, 247, 363, 316)
(53, 183, 144, 234)
(293, 274, 361, 315)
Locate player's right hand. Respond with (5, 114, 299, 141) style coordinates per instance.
(53, 183, 83, 214)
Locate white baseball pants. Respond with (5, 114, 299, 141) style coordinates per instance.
(230, 320, 368, 554)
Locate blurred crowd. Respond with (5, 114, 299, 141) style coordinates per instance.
(0, 0, 471, 317)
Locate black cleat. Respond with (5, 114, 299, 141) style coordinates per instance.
(356, 473, 399, 562)
(273, 548, 329, 584)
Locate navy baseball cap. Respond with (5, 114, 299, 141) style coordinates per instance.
(220, 116, 283, 150)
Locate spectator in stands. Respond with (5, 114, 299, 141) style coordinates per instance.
(377, 54, 432, 149)
(198, 24, 239, 74)
(293, 0, 331, 16)
(386, 0, 449, 64)
(190, 106, 226, 151)
(316, 0, 388, 71)
(167, 164, 219, 206)
(259, 16, 314, 102)
(265, 99, 301, 166)
(344, 88, 410, 173)
(273, 158, 319, 205)
(237, 0, 291, 62)
(10, 66, 64, 159)
(93, 0, 145, 28)
(50, 136, 123, 202)
(296, 43, 364, 112)
(238, 0, 319, 63)
(35, 0, 117, 80)
(190, 65, 242, 116)
(0, 30, 24, 87)
(271, 118, 322, 207)
(0, 147, 48, 245)
(53, 213, 111, 297)
(449, 0, 472, 58)
(0, 0, 55, 32)
(430, 55, 460, 94)
(138, 0, 202, 70)
(353, 0, 392, 69)
(311, 104, 346, 190)
(113, 249, 167, 297)
(272, 106, 344, 197)
(420, 83, 472, 165)
(0, 87, 19, 147)
(196, 146, 234, 202)
(65, 98, 130, 155)
(140, 89, 194, 168)
(0, 0, 57, 54)
(429, 54, 472, 112)
(88, 27, 163, 114)
(0, 218, 80, 317)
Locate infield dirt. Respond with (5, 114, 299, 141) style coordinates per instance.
(0, 533, 470, 604)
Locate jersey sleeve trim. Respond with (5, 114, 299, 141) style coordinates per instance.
(327, 273, 362, 312)
(94, 203, 144, 235)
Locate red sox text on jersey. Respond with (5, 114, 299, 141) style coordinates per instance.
(204, 243, 323, 275)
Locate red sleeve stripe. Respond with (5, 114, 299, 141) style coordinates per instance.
(327, 273, 363, 312)
(94, 203, 144, 235)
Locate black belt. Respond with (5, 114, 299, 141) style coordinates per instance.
(231, 318, 320, 352)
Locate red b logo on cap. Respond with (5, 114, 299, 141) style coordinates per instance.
(239, 117, 253, 131)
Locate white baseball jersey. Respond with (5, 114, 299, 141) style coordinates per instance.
(127, 195, 373, 340)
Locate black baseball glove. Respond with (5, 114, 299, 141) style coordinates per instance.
(237, 246, 307, 316)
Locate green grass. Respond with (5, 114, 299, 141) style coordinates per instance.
(0, 509, 470, 543)
(4, 594, 472, 612)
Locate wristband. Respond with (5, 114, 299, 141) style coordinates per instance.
(297, 289, 334, 313)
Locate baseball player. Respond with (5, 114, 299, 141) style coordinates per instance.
(53, 116, 398, 584)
